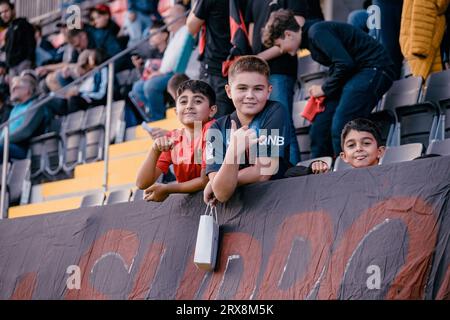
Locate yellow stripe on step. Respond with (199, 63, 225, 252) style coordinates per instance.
(8, 197, 83, 218)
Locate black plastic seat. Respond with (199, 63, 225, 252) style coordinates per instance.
(62, 111, 85, 173)
(296, 126, 312, 161)
(7, 159, 31, 205)
(133, 189, 145, 201)
(333, 157, 352, 171)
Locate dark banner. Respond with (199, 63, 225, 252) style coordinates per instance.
(0, 156, 449, 300)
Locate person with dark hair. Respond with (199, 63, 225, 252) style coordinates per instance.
(0, 0, 36, 76)
(0, 75, 45, 162)
(136, 80, 217, 202)
(167, 73, 190, 100)
(33, 24, 57, 67)
(203, 56, 291, 204)
(263, 9, 395, 158)
(186, 0, 237, 118)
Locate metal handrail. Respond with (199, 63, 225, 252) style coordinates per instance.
(0, 9, 190, 218)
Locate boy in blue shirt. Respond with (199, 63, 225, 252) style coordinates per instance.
(203, 56, 290, 203)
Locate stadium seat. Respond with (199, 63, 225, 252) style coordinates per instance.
(110, 101, 126, 144)
(80, 192, 105, 208)
(83, 106, 105, 164)
(292, 100, 311, 129)
(368, 110, 396, 146)
(296, 126, 312, 161)
(297, 156, 332, 169)
(297, 55, 328, 100)
(379, 143, 423, 165)
(394, 103, 440, 148)
(8, 159, 31, 205)
(62, 111, 85, 174)
(333, 157, 352, 171)
(427, 139, 450, 156)
(378, 76, 423, 112)
(106, 189, 132, 205)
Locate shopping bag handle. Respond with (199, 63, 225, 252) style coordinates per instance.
(204, 203, 218, 223)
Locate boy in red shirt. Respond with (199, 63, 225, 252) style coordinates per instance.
(136, 80, 217, 201)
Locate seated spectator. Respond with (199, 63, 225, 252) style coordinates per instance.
(262, 9, 395, 158)
(130, 4, 194, 122)
(89, 4, 120, 37)
(203, 56, 290, 204)
(0, 75, 45, 162)
(65, 49, 109, 114)
(34, 24, 57, 67)
(136, 80, 217, 202)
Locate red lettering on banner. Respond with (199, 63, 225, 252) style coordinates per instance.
(128, 243, 165, 299)
(317, 197, 438, 299)
(175, 254, 207, 299)
(9, 272, 37, 300)
(258, 212, 333, 299)
(436, 265, 450, 300)
(65, 229, 139, 300)
(202, 232, 262, 300)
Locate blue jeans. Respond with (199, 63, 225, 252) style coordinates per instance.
(269, 74, 300, 165)
(310, 68, 394, 157)
(347, 9, 369, 32)
(132, 72, 173, 122)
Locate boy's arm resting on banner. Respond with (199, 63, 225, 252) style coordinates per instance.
(145, 170, 209, 202)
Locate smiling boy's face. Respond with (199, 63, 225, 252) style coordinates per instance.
(225, 72, 272, 120)
(176, 90, 216, 127)
(340, 129, 385, 168)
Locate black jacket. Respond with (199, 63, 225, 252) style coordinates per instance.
(302, 21, 395, 98)
(5, 18, 36, 68)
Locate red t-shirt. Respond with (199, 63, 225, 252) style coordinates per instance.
(156, 120, 215, 183)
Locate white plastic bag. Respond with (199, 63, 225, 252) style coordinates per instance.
(193, 204, 219, 271)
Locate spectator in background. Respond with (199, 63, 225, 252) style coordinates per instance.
(187, 0, 236, 118)
(34, 24, 57, 67)
(263, 9, 395, 158)
(126, 0, 160, 44)
(0, 75, 45, 162)
(347, 0, 372, 32)
(400, 0, 449, 80)
(167, 73, 190, 101)
(0, 0, 36, 77)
